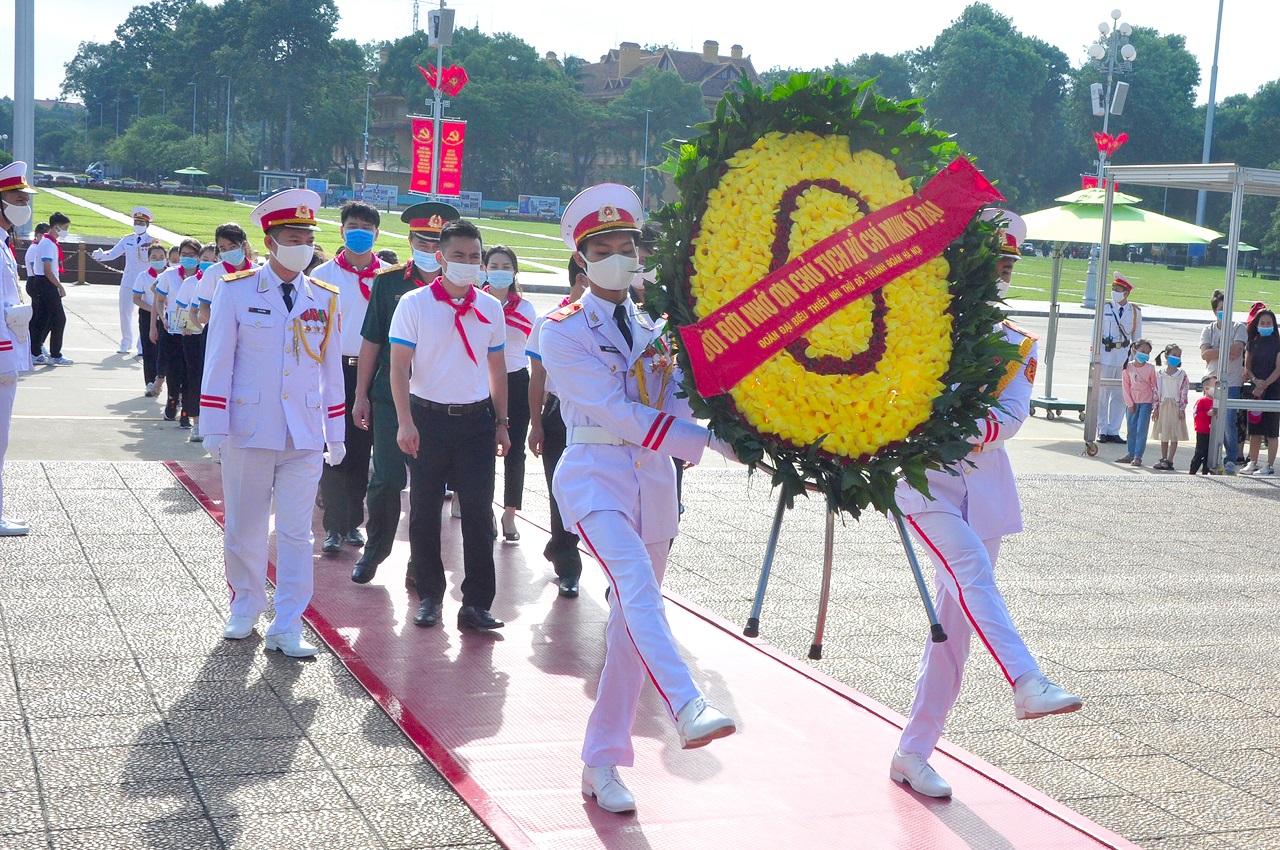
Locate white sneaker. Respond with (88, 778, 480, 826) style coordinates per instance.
(1014, 673, 1083, 720)
(265, 631, 319, 658)
(450, 498, 461, 519)
(31, 354, 48, 365)
(1257, 466, 1275, 476)
(48, 356, 74, 366)
(890, 748, 953, 797)
(0, 517, 30, 536)
(674, 696, 736, 749)
(1241, 460, 1260, 475)
(223, 615, 257, 640)
(117, 346, 130, 355)
(581, 765, 636, 813)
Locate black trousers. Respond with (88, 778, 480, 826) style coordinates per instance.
(502, 368, 531, 508)
(321, 359, 375, 534)
(364, 397, 407, 566)
(181, 333, 206, 417)
(26, 276, 65, 358)
(137, 309, 158, 385)
(539, 396, 582, 579)
(1189, 431, 1211, 475)
(407, 400, 497, 609)
(158, 331, 188, 416)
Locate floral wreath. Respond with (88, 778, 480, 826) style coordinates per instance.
(647, 75, 1017, 518)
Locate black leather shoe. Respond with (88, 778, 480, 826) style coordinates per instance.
(457, 606, 504, 630)
(558, 575, 580, 598)
(414, 599, 443, 628)
(322, 531, 342, 553)
(344, 529, 365, 547)
(351, 558, 378, 584)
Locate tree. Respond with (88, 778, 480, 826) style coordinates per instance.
(605, 68, 709, 198)
(830, 53, 916, 101)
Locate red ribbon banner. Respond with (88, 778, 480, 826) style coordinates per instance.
(678, 158, 1003, 397)
(409, 118, 467, 197)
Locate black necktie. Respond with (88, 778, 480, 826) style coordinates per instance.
(613, 303, 633, 349)
(281, 282, 295, 312)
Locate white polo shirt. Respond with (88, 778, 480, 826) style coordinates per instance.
(31, 238, 59, 279)
(175, 273, 203, 334)
(309, 251, 379, 358)
(23, 239, 43, 277)
(494, 293, 537, 373)
(132, 268, 159, 309)
(196, 259, 257, 307)
(154, 267, 193, 334)
(388, 282, 505, 404)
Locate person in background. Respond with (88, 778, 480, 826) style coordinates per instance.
(1151, 344, 1189, 471)
(1200, 289, 1247, 473)
(630, 222, 661, 303)
(28, 212, 71, 366)
(1241, 308, 1280, 476)
(167, 245, 180, 267)
(22, 223, 48, 281)
(1097, 274, 1141, 443)
(305, 244, 328, 275)
(1189, 374, 1217, 476)
(483, 245, 536, 542)
(132, 242, 167, 397)
(175, 244, 214, 442)
(91, 205, 154, 354)
(1117, 339, 1156, 466)
(376, 248, 399, 265)
(153, 238, 199, 427)
(195, 223, 256, 327)
(0, 160, 37, 536)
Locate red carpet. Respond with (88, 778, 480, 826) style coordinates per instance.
(166, 460, 1140, 850)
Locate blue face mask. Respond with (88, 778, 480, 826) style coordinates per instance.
(486, 270, 514, 290)
(179, 257, 199, 272)
(1135, 352, 1150, 364)
(344, 227, 376, 255)
(1261, 326, 1276, 337)
(149, 260, 167, 272)
(220, 247, 245, 266)
(1216, 310, 1224, 321)
(412, 249, 440, 273)
(198, 261, 214, 272)
(1167, 355, 1182, 368)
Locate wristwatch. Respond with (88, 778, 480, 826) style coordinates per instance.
(495, 417, 510, 426)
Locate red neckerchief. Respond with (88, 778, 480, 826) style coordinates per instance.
(147, 266, 158, 279)
(430, 277, 491, 364)
(499, 291, 532, 337)
(221, 259, 250, 275)
(558, 296, 571, 308)
(404, 264, 428, 286)
(49, 234, 65, 275)
(333, 249, 380, 300)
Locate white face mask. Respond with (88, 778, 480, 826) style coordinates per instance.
(412, 249, 440, 273)
(443, 261, 483, 287)
(3, 202, 32, 228)
(995, 277, 1011, 300)
(271, 241, 314, 274)
(586, 253, 640, 291)
(1111, 290, 1125, 305)
(133, 223, 149, 235)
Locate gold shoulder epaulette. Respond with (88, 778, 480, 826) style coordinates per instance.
(309, 276, 339, 295)
(222, 268, 256, 282)
(375, 262, 407, 277)
(1002, 318, 1039, 341)
(547, 302, 584, 322)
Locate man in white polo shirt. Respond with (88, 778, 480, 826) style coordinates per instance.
(388, 219, 509, 631)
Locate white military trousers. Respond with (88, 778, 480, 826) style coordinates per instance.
(0, 379, 14, 518)
(221, 438, 323, 635)
(899, 511, 1039, 758)
(575, 510, 700, 768)
(119, 282, 138, 352)
(1099, 362, 1125, 436)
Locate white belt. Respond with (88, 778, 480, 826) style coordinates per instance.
(567, 425, 628, 446)
(970, 439, 1006, 455)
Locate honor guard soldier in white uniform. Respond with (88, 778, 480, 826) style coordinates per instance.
(0, 162, 36, 536)
(540, 184, 738, 814)
(1098, 274, 1142, 443)
(200, 188, 345, 658)
(890, 254, 1083, 798)
(93, 205, 155, 354)
(311, 201, 381, 552)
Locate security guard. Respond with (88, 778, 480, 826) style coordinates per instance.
(540, 183, 737, 814)
(200, 188, 345, 658)
(349, 202, 459, 585)
(1099, 274, 1142, 442)
(0, 161, 35, 536)
(93, 205, 155, 354)
(890, 297, 1083, 798)
(311, 201, 382, 553)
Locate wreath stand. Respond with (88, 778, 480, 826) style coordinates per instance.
(743, 485, 948, 659)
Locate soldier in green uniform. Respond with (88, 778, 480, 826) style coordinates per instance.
(350, 202, 460, 584)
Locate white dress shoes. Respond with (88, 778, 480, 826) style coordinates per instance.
(0, 517, 30, 536)
(222, 615, 257, 640)
(265, 631, 319, 658)
(675, 696, 736, 749)
(582, 765, 636, 813)
(1014, 673, 1084, 720)
(890, 748, 953, 798)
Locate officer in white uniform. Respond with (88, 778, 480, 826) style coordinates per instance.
(200, 189, 345, 658)
(539, 183, 737, 815)
(889, 253, 1084, 798)
(92, 205, 155, 354)
(1098, 274, 1142, 442)
(0, 162, 36, 536)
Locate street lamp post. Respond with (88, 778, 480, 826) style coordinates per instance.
(1082, 8, 1136, 309)
(362, 82, 373, 192)
(641, 108, 652, 213)
(221, 76, 232, 173)
(189, 82, 197, 137)
(115, 98, 120, 137)
(1196, 0, 1226, 226)
(428, 0, 451, 200)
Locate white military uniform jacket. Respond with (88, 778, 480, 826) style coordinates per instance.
(0, 236, 31, 373)
(201, 263, 345, 451)
(540, 291, 708, 544)
(96, 232, 152, 286)
(894, 320, 1037, 540)
(1101, 300, 1141, 367)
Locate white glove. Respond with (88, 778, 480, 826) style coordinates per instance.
(325, 441, 346, 466)
(707, 434, 737, 461)
(0, 370, 17, 386)
(91, 249, 105, 260)
(203, 434, 225, 462)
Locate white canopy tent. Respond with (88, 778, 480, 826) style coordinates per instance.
(1085, 164, 1280, 462)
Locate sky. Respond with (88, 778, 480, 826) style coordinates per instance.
(0, 0, 1273, 105)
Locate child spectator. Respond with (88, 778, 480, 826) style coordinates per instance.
(1189, 374, 1217, 475)
(131, 242, 167, 397)
(1118, 339, 1157, 465)
(1241, 308, 1280, 475)
(1152, 344, 1190, 471)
